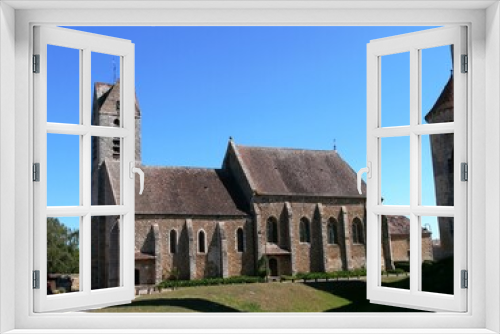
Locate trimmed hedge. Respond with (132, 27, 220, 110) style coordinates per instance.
(158, 275, 265, 289)
(382, 268, 407, 276)
(394, 261, 410, 272)
(280, 268, 367, 282)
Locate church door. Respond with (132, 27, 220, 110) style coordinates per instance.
(268, 258, 278, 277)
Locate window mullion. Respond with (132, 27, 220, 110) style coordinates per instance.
(82, 48, 92, 294)
(409, 47, 420, 293)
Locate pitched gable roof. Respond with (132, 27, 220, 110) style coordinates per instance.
(233, 144, 366, 197)
(386, 215, 431, 236)
(104, 160, 247, 216)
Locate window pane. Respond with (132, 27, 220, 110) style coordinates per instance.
(381, 215, 410, 290)
(421, 134, 454, 206)
(47, 45, 80, 124)
(381, 136, 410, 205)
(91, 52, 121, 128)
(381, 52, 410, 127)
(91, 136, 121, 205)
(421, 45, 454, 124)
(47, 216, 80, 295)
(47, 133, 80, 206)
(421, 216, 454, 295)
(91, 215, 121, 290)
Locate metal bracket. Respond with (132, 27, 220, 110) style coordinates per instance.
(461, 270, 468, 289)
(33, 163, 40, 182)
(33, 270, 40, 289)
(33, 54, 40, 73)
(461, 54, 468, 73)
(461, 162, 468, 182)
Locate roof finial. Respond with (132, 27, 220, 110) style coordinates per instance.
(333, 139, 337, 151)
(229, 136, 233, 142)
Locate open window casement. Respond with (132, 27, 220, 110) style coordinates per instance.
(364, 26, 467, 312)
(33, 26, 138, 312)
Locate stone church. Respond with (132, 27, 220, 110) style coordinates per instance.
(90, 80, 433, 288)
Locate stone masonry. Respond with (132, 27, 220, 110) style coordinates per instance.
(91, 81, 434, 286)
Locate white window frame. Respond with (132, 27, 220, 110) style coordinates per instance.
(33, 25, 136, 313)
(0, 2, 498, 333)
(365, 26, 467, 312)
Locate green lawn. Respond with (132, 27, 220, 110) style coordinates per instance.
(92, 277, 422, 313)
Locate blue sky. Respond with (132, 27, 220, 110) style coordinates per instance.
(46, 26, 452, 239)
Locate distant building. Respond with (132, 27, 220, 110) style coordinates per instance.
(425, 74, 454, 260)
(91, 81, 433, 287)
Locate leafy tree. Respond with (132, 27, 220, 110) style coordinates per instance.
(47, 218, 79, 274)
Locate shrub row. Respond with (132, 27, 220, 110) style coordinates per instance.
(382, 268, 407, 276)
(281, 268, 367, 282)
(157, 275, 265, 289)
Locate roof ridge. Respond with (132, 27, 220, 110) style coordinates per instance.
(141, 165, 222, 172)
(236, 143, 338, 153)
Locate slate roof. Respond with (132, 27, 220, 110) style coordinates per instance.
(104, 160, 248, 216)
(263, 244, 291, 255)
(135, 251, 155, 261)
(386, 215, 431, 235)
(234, 144, 366, 197)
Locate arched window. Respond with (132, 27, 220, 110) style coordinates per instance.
(327, 218, 338, 244)
(169, 229, 177, 254)
(352, 218, 364, 244)
(266, 217, 278, 243)
(198, 230, 206, 253)
(236, 228, 244, 252)
(299, 217, 311, 243)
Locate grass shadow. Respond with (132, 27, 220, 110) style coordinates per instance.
(104, 297, 241, 312)
(304, 280, 423, 312)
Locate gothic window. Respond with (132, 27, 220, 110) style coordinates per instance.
(169, 229, 177, 254)
(198, 230, 206, 253)
(352, 218, 364, 244)
(327, 218, 339, 244)
(236, 228, 244, 252)
(266, 217, 278, 244)
(299, 217, 311, 243)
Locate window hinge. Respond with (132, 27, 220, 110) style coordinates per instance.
(33, 270, 40, 289)
(33, 54, 40, 73)
(461, 162, 468, 181)
(461, 54, 468, 73)
(461, 270, 468, 289)
(33, 163, 40, 182)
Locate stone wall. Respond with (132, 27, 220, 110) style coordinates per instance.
(224, 219, 255, 277)
(254, 196, 367, 275)
(135, 260, 155, 285)
(390, 232, 434, 263)
(421, 232, 434, 262)
(135, 215, 252, 281)
(390, 234, 410, 262)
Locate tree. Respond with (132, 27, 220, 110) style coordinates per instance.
(47, 218, 80, 274)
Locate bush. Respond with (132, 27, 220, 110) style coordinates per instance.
(280, 268, 367, 282)
(157, 276, 264, 289)
(256, 256, 270, 278)
(385, 268, 406, 276)
(394, 261, 410, 272)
